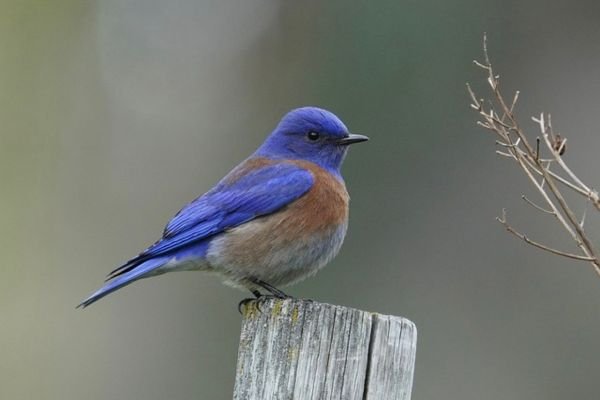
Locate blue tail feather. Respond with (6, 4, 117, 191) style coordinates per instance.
(78, 257, 168, 308)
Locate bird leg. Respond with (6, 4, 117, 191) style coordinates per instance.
(238, 279, 291, 314)
(248, 278, 291, 299)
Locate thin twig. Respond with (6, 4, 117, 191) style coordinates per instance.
(497, 210, 596, 262)
(519, 155, 587, 195)
(469, 34, 600, 278)
(522, 195, 554, 215)
(496, 150, 515, 158)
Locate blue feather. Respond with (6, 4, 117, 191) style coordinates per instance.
(77, 257, 169, 308)
(163, 163, 313, 237)
(145, 162, 314, 258)
(79, 106, 366, 308)
(91, 161, 314, 300)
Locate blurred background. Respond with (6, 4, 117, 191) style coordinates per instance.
(2, 1, 600, 399)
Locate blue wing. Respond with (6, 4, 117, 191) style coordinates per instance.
(106, 161, 314, 280)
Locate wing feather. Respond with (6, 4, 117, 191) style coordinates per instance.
(106, 161, 313, 279)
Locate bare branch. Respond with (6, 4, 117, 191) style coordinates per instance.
(580, 206, 587, 229)
(522, 195, 554, 215)
(473, 60, 489, 70)
(520, 154, 588, 196)
(469, 35, 600, 278)
(496, 210, 596, 262)
(496, 150, 515, 158)
(509, 91, 520, 114)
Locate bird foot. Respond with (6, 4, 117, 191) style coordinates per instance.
(237, 297, 255, 314)
(237, 292, 295, 314)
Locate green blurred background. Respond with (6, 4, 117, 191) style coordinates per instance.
(2, 1, 600, 399)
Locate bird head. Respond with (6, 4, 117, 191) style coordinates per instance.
(256, 107, 368, 174)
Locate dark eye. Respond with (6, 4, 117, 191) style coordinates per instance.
(307, 131, 320, 141)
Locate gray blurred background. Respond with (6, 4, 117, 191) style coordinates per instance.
(2, 1, 600, 399)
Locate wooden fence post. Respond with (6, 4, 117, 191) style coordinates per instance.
(233, 298, 417, 400)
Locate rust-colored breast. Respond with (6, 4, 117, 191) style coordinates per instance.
(285, 160, 349, 235)
(209, 159, 350, 276)
(222, 157, 349, 231)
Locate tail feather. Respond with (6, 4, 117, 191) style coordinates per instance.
(105, 254, 147, 281)
(78, 257, 168, 308)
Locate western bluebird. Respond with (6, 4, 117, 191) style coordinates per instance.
(78, 107, 368, 308)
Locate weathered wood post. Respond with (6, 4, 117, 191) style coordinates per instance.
(233, 298, 417, 400)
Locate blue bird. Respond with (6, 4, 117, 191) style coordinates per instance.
(78, 107, 368, 308)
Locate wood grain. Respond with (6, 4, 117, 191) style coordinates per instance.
(233, 298, 416, 400)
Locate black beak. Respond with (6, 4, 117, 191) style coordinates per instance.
(338, 133, 369, 145)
